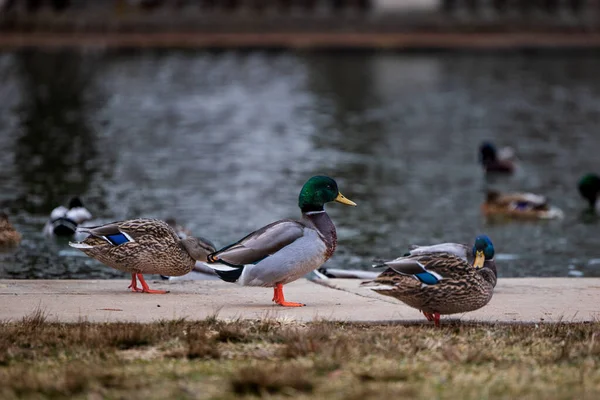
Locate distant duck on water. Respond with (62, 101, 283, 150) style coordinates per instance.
(43, 197, 93, 237)
(479, 141, 515, 174)
(482, 190, 563, 220)
(0, 212, 21, 248)
(578, 173, 600, 212)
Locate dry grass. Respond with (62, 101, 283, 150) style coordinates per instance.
(1, 312, 600, 399)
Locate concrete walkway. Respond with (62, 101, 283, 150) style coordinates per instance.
(0, 278, 598, 324)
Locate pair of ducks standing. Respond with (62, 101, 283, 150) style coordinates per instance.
(71, 176, 497, 326)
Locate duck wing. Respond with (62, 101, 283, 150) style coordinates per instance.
(375, 253, 467, 285)
(498, 193, 548, 210)
(407, 243, 470, 262)
(77, 219, 177, 245)
(209, 219, 305, 267)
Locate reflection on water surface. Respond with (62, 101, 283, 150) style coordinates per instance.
(0, 50, 599, 279)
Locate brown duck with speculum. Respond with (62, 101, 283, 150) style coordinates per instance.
(482, 190, 563, 220)
(69, 218, 216, 293)
(362, 235, 497, 327)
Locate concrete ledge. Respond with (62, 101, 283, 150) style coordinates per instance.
(0, 278, 598, 324)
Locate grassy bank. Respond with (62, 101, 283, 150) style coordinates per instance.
(0, 311, 599, 399)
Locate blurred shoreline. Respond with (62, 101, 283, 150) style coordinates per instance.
(3, 1, 600, 50)
(3, 31, 600, 50)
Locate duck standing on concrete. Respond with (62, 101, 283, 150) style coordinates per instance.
(363, 235, 497, 326)
(43, 197, 93, 237)
(204, 175, 356, 307)
(69, 218, 216, 293)
(479, 141, 515, 174)
(0, 212, 21, 248)
(578, 173, 600, 212)
(482, 190, 563, 219)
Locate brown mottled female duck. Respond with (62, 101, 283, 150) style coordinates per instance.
(69, 218, 216, 293)
(363, 235, 497, 327)
(0, 212, 21, 248)
(204, 175, 356, 307)
(482, 190, 563, 219)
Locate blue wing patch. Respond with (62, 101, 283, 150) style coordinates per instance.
(514, 201, 531, 210)
(415, 272, 441, 285)
(104, 233, 130, 246)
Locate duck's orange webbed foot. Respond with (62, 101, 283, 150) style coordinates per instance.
(433, 313, 441, 327)
(136, 274, 169, 294)
(273, 283, 305, 307)
(128, 274, 144, 292)
(422, 312, 441, 326)
(276, 300, 305, 307)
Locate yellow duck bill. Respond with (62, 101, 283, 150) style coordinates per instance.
(473, 250, 485, 269)
(334, 192, 357, 206)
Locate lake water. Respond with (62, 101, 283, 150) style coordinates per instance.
(0, 49, 599, 279)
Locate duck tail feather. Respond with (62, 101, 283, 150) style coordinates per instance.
(371, 258, 388, 268)
(213, 267, 244, 283)
(360, 280, 394, 291)
(75, 226, 94, 234)
(200, 262, 244, 283)
(68, 241, 94, 249)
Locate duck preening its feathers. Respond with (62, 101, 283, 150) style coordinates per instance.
(363, 235, 497, 326)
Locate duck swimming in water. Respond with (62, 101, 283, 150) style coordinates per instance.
(578, 173, 600, 212)
(43, 197, 93, 237)
(482, 190, 563, 220)
(0, 212, 21, 248)
(479, 141, 515, 174)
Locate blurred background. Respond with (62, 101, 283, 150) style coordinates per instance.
(0, 0, 599, 279)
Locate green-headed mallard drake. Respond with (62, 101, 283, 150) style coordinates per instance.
(204, 175, 356, 307)
(482, 190, 563, 219)
(0, 212, 21, 248)
(362, 235, 497, 326)
(69, 218, 216, 293)
(578, 173, 600, 211)
(479, 141, 515, 174)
